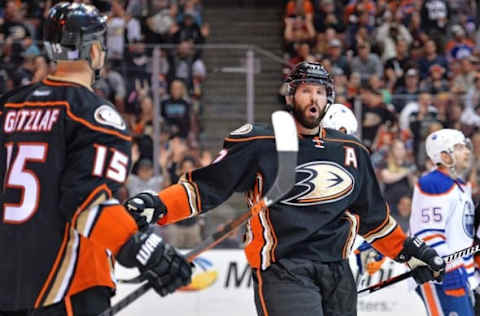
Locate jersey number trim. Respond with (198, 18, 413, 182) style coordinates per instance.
(3, 142, 48, 224)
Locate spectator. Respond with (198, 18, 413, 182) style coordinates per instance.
(420, 0, 450, 42)
(378, 139, 417, 216)
(375, 10, 413, 62)
(417, 39, 449, 79)
(396, 194, 412, 232)
(9, 52, 47, 88)
(313, 0, 345, 34)
(161, 79, 195, 139)
(126, 158, 164, 196)
(144, 0, 178, 44)
(407, 92, 440, 164)
(172, 12, 209, 45)
(451, 55, 477, 94)
(285, 0, 314, 19)
(96, 62, 127, 112)
(445, 24, 475, 60)
(0, 0, 35, 67)
(166, 40, 206, 97)
(394, 68, 421, 114)
(283, 14, 316, 55)
(461, 73, 480, 127)
(326, 38, 350, 77)
(360, 86, 396, 149)
(419, 63, 449, 94)
(287, 42, 315, 69)
(107, 0, 142, 66)
(350, 42, 383, 82)
(385, 38, 416, 92)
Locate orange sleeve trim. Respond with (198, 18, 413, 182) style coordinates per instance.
(43, 79, 77, 87)
(89, 204, 138, 256)
(71, 184, 112, 224)
(371, 226, 407, 259)
(224, 136, 275, 142)
(5, 101, 132, 142)
(422, 234, 446, 242)
(363, 203, 391, 238)
(157, 184, 192, 225)
(35, 224, 70, 308)
(475, 254, 480, 268)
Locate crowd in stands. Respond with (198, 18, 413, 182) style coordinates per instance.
(281, 0, 480, 232)
(0, 0, 213, 248)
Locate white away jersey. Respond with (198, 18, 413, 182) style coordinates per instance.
(409, 169, 478, 289)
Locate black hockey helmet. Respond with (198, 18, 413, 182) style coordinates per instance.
(285, 61, 335, 105)
(43, 2, 107, 62)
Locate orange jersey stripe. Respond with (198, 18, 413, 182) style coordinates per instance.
(370, 225, 406, 259)
(422, 283, 441, 316)
(224, 136, 275, 142)
(5, 101, 132, 142)
(422, 234, 446, 242)
(158, 184, 193, 225)
(256, 269, 270, 316)
(322, 137, 370, 153)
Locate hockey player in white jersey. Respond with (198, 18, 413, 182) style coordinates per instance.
(410, 128, 478, 316)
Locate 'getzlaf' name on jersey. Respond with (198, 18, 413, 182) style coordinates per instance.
(0, 78, 131, 310)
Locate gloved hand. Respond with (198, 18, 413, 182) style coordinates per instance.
(117, 226, 192, 296)
(442, 267, 468, 296)
(124, 191, 166, 230)
(354, 241, 386, 275)
(395, 237, 445, 284)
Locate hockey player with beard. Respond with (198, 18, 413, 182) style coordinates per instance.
(126, 61, 445, 315)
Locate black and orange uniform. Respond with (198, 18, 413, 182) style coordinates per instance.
(0, 78, 138, 312)
(154, 124, 407, 315)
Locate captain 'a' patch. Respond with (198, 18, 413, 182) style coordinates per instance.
(282, 161, 355, 206)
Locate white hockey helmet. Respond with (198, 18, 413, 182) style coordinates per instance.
(426, 129, 469, 165)
(321, 103, 358, 135)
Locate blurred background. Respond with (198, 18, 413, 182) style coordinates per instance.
(2, 0, 480, 251)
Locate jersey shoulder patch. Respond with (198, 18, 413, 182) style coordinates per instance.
(418, 170, 455, 195)
(93, 104, 127, 131)
(224, 123, 274, 142)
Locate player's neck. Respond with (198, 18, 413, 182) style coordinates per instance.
(49, 61, 94, 91)
(295, 121, 320, 136)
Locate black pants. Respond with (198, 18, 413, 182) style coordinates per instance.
(253, 258, 357, 316)
(0, 287, 111, 316)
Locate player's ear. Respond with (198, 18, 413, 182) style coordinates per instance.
(440, 151, 453, 165)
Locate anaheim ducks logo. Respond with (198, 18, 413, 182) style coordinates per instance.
(282, 161, 354, 206)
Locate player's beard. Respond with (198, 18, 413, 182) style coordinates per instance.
(292, 101, 324, 130)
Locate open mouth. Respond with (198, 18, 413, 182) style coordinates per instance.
(309, 106, 318, 114)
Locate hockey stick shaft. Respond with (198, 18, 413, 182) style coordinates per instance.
(357, 243, 480, 295)
(98, 111, 298, 316)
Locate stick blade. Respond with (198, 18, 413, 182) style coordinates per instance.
(265, 111, 298, 206)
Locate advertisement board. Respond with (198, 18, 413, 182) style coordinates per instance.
(113, 249, 426, 315)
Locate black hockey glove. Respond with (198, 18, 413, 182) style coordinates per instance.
(117, 226, 192, 296)
(395, 237, 445, 284)
(125, 191, 167, 230)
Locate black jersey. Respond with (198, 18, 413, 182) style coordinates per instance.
(157, 123, 406, 269)
(0, 78, 132, 309)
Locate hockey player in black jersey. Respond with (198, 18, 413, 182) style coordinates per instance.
(127, 61, 445, 316)
(0, 3, 191, 316)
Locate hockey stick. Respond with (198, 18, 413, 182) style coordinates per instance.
(357, 243, 480, 295)
(97, 111, 299, 316)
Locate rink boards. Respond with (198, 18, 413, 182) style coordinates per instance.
(113, 249, 426, 316)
